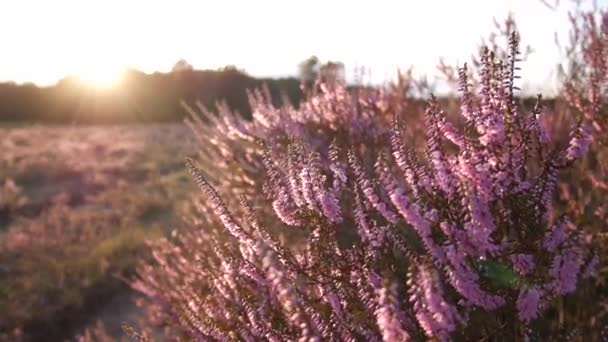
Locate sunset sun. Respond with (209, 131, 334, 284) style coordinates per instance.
(76, 66, 124, 89)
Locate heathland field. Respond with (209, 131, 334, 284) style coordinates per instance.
(0, 123, 197, 340)
(3, 2, 608, 340)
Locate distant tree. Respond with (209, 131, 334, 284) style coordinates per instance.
(0, 66, 302, 124)
(219, 65, 248, 75)
(298, 56, 320, 82)
(171, 59, 194, 72)
(319, 60, 345, 84)
(298, 56, 345, 86)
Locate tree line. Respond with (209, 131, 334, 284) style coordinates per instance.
(0, 65, 304, 124)
(0, 57, 553, 124)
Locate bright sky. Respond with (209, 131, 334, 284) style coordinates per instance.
(0, 0, 600, 94)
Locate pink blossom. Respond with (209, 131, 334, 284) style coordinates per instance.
(543, 219, 568, 252)
(565, 123, 591, 162)
(272, 188, 301, 226)
(370, 274, 411, 342)
(549, 244, 584, 295)
(582, 255, 600, 279)
(516, 287, 542, 322)
(409, 264, 463, 341)
(510, 254, 535, 275)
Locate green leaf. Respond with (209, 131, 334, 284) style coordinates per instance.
(478, 259, 527, 289)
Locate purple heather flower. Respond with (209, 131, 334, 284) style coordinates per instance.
(428, 134, 455, 196)
(329, 160, 347, 195)
(185, 159, 259, 256)
(510, 254, 535, 275)
(465, 193, 500, 256)
(516, 287, 542, 322)
(582, 255, 600, 279)
(351, 268, 377, 317)
(287, 146, 306, 207)
(456, 154, 494, 201)
(349, 150, 399, 224)
(538, 161, 559, 220)
(409, 264, 463, 341)
(534, 115, 550, 145)
(549, 244, 584, 295)
(370, 274, 411, 342)
(272, 188, 301, 226)
(444, 245, 505, 310)
(437, 117, 464, 148)
(424, 208, 439, 223)
(565, 122, 591, 162)
(390, 124, 432, 195)
(305, 307, 330, 340)
(543, 219, 568, 252)
(299, 166, 318, 211)
(262, 250, 318, 341)
(325, 290, 344, 320)
(389, 183, 446, 263)
(354, 190, 385, 249)
(458, 64, 476, 122)
(316, 188, 342, 223)
(439, 221, 456, 239)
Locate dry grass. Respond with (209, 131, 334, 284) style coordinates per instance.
(0, 123, 197, 341)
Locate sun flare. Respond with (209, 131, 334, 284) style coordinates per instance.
(76, 66, 124, 89)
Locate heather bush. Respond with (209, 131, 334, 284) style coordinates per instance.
(558, 5, 608, 134)
(548, 4, 608, 331)
(133, 30, 602, 340)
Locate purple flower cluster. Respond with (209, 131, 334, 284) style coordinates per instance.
(134, 31, 599, 341)
(516, 286, 542, 322)
(510, 253, 535, 275)
(408, 264, 463, 341)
